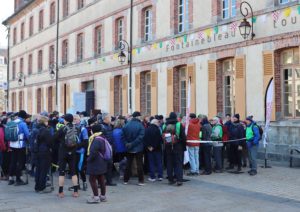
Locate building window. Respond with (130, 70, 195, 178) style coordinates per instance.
(48, 86, 53, 112)
(39, 10, 44, 31)
(20, 58, 24, 73)
(223, 59, 235, 115)
(50, 2, 56, 25)
(281, 48, 300, 118)
(37, 88, 42, 114)
(29, 16, 34, 36)
(76, 33, 84, 61)
(49, 45, 55, 67)
(141, 72, 152, 115)
(94, 26, 102, 56)
(12, 92, 16, 112)
(279, 0, 291, 4)
(114, 76, 123, 116)
(20, 22, 25, 41)
(179, 67, 187, 115)
(19, 91, 23, 110)
(63, 0, 69, 18)
(28, 54, 33, 75)
(13, 27, 17, 45)
(222, 0, 236, 19)
(38, 50, 43, 72)
(144, 8, 152, 42)
(62, 39, 68, 65)
(12, 61, 16, 79)
(116, 18, 124, 48)
(78, 0, 84, 10)
(178, 0, 185, 33)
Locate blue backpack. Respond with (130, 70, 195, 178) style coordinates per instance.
(5, 121, 19, 142)
(95, 136, 112, 161)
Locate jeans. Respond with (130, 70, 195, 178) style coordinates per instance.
(124, 152, 144, 183)
(248, 145, 258, 171)
(188, 146, 199, 173)
(213, 146, 223, 170)
(166, 143, 183, 182)
(148, 151, 163, 179)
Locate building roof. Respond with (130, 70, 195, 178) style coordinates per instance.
(2, 0, 35, 26)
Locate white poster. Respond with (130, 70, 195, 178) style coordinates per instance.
(263, 78, 274, 148)
(73, 92, 86, 113)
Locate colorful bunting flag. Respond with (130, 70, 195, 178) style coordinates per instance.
(229, 22, 238, 31)
(204, 28, 212, 36)
(159, 42, 163, 48)
(252, 16, 257, 23)
(198, 31, 204, 39)
(298, 5, 300, 15)
(102, 57, 106, 62)
(272, 11, 280, 22)
(137, 48, 141, 54)
(170, 38, 176, 46)
(283, 7, 291, 18)
(214, 26, 219, 34)
(183, 34, 188, 43)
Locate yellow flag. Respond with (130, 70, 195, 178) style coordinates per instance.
(284, 7, 291, 17)
(204, 28, 212, 37)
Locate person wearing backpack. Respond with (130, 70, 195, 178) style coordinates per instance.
(99, 113, 116, 186)
(245, 116, 261, 176)
(86, 124, 108, 204)
(122, 111, 145, 186)
(211, 116, 223, 173)
(55, 114, 79, 198)
(7, 110, 30, 186)
(162, 112, 186, 186)
(34, 116, 53, 193)
(71, 114, 89, 191)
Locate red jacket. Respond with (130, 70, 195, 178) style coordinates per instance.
(186, 118, 201, 147)
(0, 127, 6, 152)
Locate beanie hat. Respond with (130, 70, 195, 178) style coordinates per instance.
(234, 114, 240, 120)
(132, 111, 141, 118)
(169, 112, 177, 120)
(189, 113, 197, 119)
(18, 110, 27, 119)
(64, 114, 73, 123)
(246, 116, 253, 122)
(91, 124, 102, 134)
(40, 111, 49, 117)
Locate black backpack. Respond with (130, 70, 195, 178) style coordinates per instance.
(64, 125, 79, 148)
(252, 124, 263, 139)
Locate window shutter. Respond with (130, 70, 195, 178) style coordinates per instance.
(110, 78, 114, 115)
(27, 89, 32, 114)
(40, 87, 44, 112)
(167, 68, 174, 114)
(185, 0, 189, 31)
(208, 61, 217, 118)
(151, 71, 158, 115)
(52, 85, 56, 111)
(263, 51, 276, 121)
(187, 63, 196, 113)
(149, 10, 153, 40)
(122, 75, 128, 115)
(234, 56, 246, 119)
(45, 87, 49, 112)
(135, 72, 141, 112)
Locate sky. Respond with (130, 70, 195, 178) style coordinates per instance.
(0, 1, 14, 48)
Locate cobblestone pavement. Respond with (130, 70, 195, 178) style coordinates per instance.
(0, 164, 300, 212)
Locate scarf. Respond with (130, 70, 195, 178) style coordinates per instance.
(87, 132, 102, 156)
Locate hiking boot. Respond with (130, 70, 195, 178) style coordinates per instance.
(123, 182, 128, 185)
(214, 169, 223, 173)
(148, 178, 156, 182)
(247, 170, 252, 174)
(138, 182, 145, 186)
(15, 180, 27, 186)
(187, 172, 196, 176)
(68, 185, 81, 191)
(237, 167, 242, 172)
(158, 178, 163, 181)
(8, 180, 15, 185)
(200, 171, 212, 175)
(100, 195, 107, 202)
(226, 165, 234, 170)
(39, 187, 53, 194)
(168, 180, 176, 185)
(177, 182, 183, 186)
(87, 196, 100, 204)
(72, 192, 79, 198)
(83, 182, 88, 191)
(249, 170, 257, 176)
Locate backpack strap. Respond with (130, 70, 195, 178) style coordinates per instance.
(175, 122, 181, 137)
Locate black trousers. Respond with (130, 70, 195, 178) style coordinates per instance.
(35, 152, 51, 191)
(105, 159, 114, 184)
(1, 151, 11, 177)
(202, 144, 212, 173)
(124, 152, 144, 183)
(9, 148, 26, 180)
(166, 144, 183, 182)
(228, 144, 242, 168)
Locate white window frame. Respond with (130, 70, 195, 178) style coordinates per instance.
(117, 19, 123, 45)
(145, 72, 152, 115)
(95, 26, 102, 56)
(279, 0, 290, 4)
(222, 0, 236, 20)
(178, 0, 185, 33)
(77, 33, 84, 61)
(223, 59, 236, 116)
(144, 8, 152, 42)
(179, 67, 187, 115)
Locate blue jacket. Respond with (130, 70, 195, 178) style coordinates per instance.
(112, 128, 126, 153)
(10, 118, 30, 149)
(122, 118, 145, 153)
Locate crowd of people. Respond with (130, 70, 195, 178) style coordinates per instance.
(0, 109, 261, 204)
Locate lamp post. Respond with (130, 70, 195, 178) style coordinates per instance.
(17, 72, 25, 86)
(239, 1, 255, 40)
(6, 26, 10, 111)
(118, 0, 133, 114)
(55, 0, 60, 111)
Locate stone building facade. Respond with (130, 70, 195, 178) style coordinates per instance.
(3, 0, 300, 164)
(0, 49, 7, 112)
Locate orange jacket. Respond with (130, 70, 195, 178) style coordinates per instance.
(186, 118, 201, 147)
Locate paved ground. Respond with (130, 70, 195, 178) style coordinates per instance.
(1, 164, 300, 212)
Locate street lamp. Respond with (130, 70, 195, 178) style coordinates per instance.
(118, 40, 130, 65)
(239, 1, 255, 40)
(17, 72, 25, 86)
(49, 64, 56, 79)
